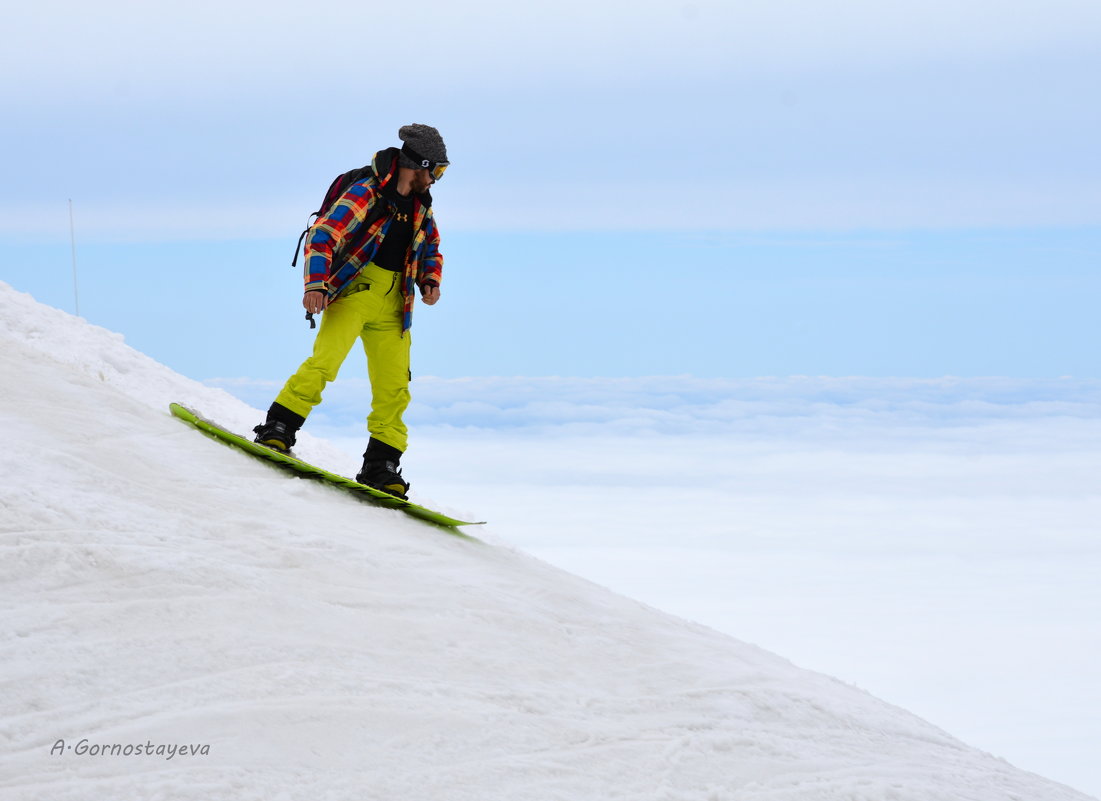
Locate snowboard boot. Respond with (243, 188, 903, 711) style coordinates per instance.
(252, 403, 304, 454)
(356, 438, 410, 499)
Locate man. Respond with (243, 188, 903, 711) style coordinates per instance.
(252, 124, 449, 499)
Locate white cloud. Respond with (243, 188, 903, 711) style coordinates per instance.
(5, 0, 1099, 234)
(210, 375, 1101, 438)
(5, 0, 1099, 99)
(444, 175, 1101, 231)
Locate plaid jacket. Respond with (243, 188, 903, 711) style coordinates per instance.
(303, 147, 443, 332)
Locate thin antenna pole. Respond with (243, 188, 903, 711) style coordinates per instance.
(68, 199, 80, 316)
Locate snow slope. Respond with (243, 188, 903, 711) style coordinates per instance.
(0, 281, 1093, 801)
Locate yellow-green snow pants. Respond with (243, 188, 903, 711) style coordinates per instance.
(274, 262, 411, 452)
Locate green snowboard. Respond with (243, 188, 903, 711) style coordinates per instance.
(170, 403, 483, 530)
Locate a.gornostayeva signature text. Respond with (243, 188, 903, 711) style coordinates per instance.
(50, 739, 211, 760)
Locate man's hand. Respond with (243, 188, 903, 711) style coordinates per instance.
(303, 290, 328, 314)
(420, 285, 441, 306)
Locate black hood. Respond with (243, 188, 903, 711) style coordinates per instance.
(371, 147, 433, 207)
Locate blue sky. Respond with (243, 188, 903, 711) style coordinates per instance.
(5, 228, 1099, 379)
(2, 0, 1099, 380)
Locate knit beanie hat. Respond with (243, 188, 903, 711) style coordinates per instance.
(397, 124, 448, 169)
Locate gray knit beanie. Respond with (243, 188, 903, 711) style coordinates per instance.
(397, 123, 448, 169)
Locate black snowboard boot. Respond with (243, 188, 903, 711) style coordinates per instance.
(252, 403, 304, 453)
(356, 438, 410, 499)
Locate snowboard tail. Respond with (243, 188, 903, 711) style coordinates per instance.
(169, 403, 483, 530)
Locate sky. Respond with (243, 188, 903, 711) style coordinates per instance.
(5, 227, 1100, 379)
(4, 0, 1101, 234)
(2, 0, 1100, 380)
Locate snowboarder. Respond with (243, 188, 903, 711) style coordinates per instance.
(252, 124, 449, 499)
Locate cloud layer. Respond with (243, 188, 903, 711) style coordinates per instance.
(212, 375, 1101, 438)
(5, 1, 1100, 234)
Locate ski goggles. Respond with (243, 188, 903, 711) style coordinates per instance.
(401, 143, 449, 182)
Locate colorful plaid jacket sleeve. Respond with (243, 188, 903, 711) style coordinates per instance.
(397, 208, 443, 331)
(415, 210, 443, 287)
(302, 182, 380, 294)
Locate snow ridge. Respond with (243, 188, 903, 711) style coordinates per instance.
(0, 281, 1093, 801)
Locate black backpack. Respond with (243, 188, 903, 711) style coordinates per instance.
(291, 165, 389, 269)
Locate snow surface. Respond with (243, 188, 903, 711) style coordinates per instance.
(0, 280, 1094, 801)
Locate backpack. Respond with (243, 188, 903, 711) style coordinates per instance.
(291, 165, 388, 269)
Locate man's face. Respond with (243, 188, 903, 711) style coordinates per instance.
(411, 168, 434, 194)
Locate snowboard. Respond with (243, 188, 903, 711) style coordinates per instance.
(169, 403, 484, 530)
